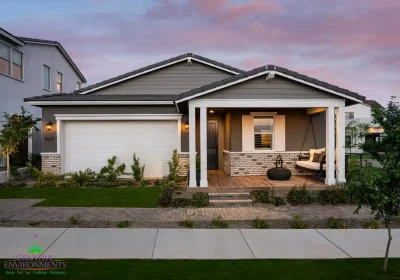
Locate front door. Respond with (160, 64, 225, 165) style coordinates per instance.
(207, 120, 218, 170)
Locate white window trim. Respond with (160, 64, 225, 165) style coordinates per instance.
(189, 99, 346, 108)
(43, 64, 51, 91)
(0, 40, 24, 82)
(57, 71, 63, 93)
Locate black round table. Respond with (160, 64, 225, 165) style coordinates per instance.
(267, 167, 292, 181)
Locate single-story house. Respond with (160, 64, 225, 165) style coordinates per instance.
(24, 53, 366, 187)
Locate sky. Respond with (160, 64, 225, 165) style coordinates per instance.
(1, 0, 399, 105)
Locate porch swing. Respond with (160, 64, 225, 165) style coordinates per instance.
(295, 115, 326, 176)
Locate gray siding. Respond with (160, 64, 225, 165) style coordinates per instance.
(227, 109, 326, 152)
(41, 105, 176, 153)
(198, 76, 340, 100)
(91, 61, 233, 95)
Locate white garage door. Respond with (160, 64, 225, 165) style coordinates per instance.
(64, 120, 178, 178)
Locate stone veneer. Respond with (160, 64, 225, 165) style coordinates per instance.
(177, 153, 189, 177)
(42, 153, 61, 175)
(223, 151, 313, 176)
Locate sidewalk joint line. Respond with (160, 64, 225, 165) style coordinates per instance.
(152, 228, 159, 259)
(239, 229, 255, 259)
(315, 229, 352, 258)
(43, 228, 68, 253)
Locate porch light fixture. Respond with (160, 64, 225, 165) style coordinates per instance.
(209, 110, 214, 114)
(184, 122, 189, 131)
(45, 121, 54, 132)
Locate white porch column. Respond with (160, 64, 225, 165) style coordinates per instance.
(335, 107, 346, 183)
(188, 106, 197, 187)
(200, 107, 208, 187)
(325, 107, 335, 185)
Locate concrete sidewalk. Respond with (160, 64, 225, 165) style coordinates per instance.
(1, 228, 399, 259)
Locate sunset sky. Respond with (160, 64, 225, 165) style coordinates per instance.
(2, 0, 399, 105)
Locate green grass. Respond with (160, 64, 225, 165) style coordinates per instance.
(2, 259, 400, 279)
(0, 187, 160, 208)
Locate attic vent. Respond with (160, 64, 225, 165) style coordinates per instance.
(266, 71, 275, 82)
(187, 58, 192, 66)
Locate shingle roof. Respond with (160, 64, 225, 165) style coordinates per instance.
(16, 36, 86, 83)
(24, 94, 175, 102)
(364, 100, 381, 107)
(175, 65, 366, 102)
(68, 53, 244, 95)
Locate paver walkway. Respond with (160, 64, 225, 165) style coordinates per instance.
(1, 228, 399, 259)
(0, 199, 373, 221)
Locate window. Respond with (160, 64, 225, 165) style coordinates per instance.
(12, 49, 23, 80)
(345, 136, 351, 147)
(76, 82, 81, 90)
(43, 65, 50, 91)
(0, 41, 23, 80)
(345, 112, 354, 120)
(254, 116, 274, 150)
(56, 72, 63, 93)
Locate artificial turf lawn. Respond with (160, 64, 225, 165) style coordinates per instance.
(0, 187, 160, 208)
(2, 259, 400, 279)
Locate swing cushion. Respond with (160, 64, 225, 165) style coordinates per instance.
(308, 148, 325, 162)
(296, 160, 326, 171)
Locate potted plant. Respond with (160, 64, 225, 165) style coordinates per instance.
(187, 156, 201, 186)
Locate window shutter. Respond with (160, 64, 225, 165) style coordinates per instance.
(274, 115, 286, 151)
(242, 115, 254, 152)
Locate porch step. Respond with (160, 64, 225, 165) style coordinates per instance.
(208, 192, 253, 207)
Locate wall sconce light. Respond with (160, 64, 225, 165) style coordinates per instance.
(45, 121, 54, 132)
(184, 122, 189, 131)
(209, 110, 214, 114)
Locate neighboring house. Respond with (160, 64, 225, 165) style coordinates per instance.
(0, 27, 86, 159)
(25, 53, 366, 186)
(345, 100, 383, 154)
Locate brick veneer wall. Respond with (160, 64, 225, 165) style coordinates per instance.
(178, 153, 189, 177)
(223, 151, 313, 176)
(42, 154, 61, 175)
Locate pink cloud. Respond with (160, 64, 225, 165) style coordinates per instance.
(218, 1, 283, 23)
(192, 0, 231, 13)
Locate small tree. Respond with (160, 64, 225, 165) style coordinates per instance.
(131, 153, 145, 182)
(344, 96, 399, 272)
(168, 149, 180, 181)
(345, 121, 369, 153)
(0, 107, 40, 180)
(99, 156, 126, 182)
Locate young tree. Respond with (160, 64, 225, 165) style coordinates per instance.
(345, 121, 369, 153)
(345, 96, 399, 272)
(0, 107, 40, 180)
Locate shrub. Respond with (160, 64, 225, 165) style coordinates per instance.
(116, 220, 130, 228)
(272, 196, 287, 206)
(27, 221, 40, 227)
(191, 192, 209, 207)
(168, 149, 180, 182)
(179, 220, 194, 228)
(67, 169, 97, 187)
(251, 190, 270, 204)
(69, 216, 79, 225)
(158, 180, 176, 207)
(34, 172, 62, 188)
(87, 180, 116, 188)
(286, 186, 313, 205)
(318, 189, 352, 205)
(290, 215, 309, 229)
(99, 156, 126, 182)
(364, 220, 381, 229)
(140, 179, 151, 187)
(172, 198, 192, 207)
(326, 217, 347, 229)
(131, 154, 145, 182)
(26, 162, 41, 178)
(252, 218, 271, 229)
(212, 216, 229, 228)
(28, 153, 42, 170)
(10, 166, 22, 181)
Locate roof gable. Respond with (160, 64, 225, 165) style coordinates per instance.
(72, 53, 244, 95)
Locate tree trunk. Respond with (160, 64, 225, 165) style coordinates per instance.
(6, 153, 10, 181)
(383, 225, 392, 272)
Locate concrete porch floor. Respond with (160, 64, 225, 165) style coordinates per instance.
(188, 170, 328, 193)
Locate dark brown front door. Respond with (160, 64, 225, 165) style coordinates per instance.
(207, 120, 218, 170)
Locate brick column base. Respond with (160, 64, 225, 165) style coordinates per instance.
(223, 151, 314, 176)
(178, 153, 189, 177)
(41, 154, 61, 175)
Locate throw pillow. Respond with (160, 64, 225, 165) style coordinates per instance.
(319, 153, 326, 164)
(312, 152, 321, 162)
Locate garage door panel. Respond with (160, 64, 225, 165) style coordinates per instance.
(64, 120, 178, 177)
